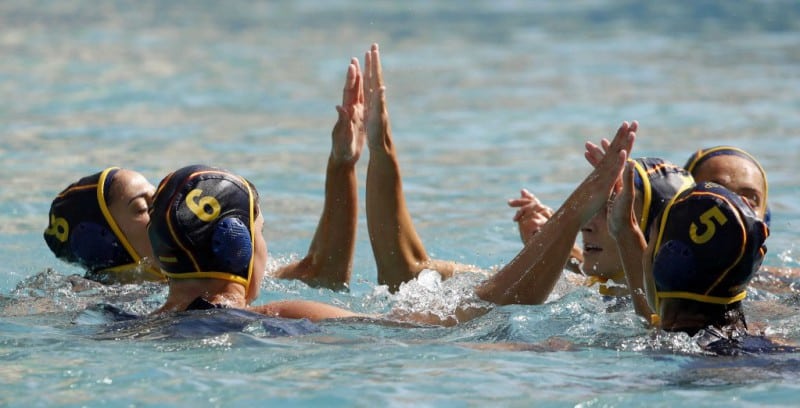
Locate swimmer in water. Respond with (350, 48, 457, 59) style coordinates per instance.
(356, 44, 643, 312)
(44, 54, 366, 290)
(146, 55, 369, 317)
(684, 146, 799, 284)
(471, 121, 635, 306)
(147, 164, 363, 321)
(684, 146, 768, 220)
(611, 177, 797, 354)
(265, 56, 365, 290)
(361, 43, 482, 292)
(43, 167, 163, 284)
(509, 156, 693, 304)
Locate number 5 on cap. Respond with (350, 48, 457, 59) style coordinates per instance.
(690, 206, 728, 244)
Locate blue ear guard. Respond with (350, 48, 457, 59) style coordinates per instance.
(211, 217, 252, 276)
(653, 240, 696, 286)
(70, 222, 130, 271)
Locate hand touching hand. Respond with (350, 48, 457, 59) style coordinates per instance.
(584, 121, 638, 168)
(364, 43, 391, 150)
(331, 58, 365, 164)
(575, 121, 636, 223)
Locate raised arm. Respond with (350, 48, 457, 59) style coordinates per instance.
(364, 43, 478, 292)
(509, 189, 583, 273)
(475, 122, 635, 305)
(607, 163, 652, 318)
(272, 58, 365, 290)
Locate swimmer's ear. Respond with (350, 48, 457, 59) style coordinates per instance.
(211, 217, 252, 275)
(70, 222, 129, 271)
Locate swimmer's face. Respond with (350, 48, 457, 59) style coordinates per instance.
(692, 156, 766, 218)
(580, 195, 644, 281)
(580, 206, 621, 280)
(107, 170, 156, 262)
(246, 210, 267, 304)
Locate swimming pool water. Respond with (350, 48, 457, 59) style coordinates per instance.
(1, 1, 799, 406)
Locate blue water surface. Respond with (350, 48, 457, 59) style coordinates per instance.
(1, 1, 799, 406)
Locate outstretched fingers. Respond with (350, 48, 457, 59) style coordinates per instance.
(366, 43, 383, 92)
(331, 57, 366, 164)
(339, 58, 363, 114)
(585, 120, 635, 169)
(364, 43, 390, 150)
(608, 120, 637, 156)
(365, 44, 385, 112)
(584, 141, 606, 168)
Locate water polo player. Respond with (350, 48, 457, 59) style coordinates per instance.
(639, 182, 797, 353)
(685, 146, 800, 281)
(684, 146, 769, 222)
(505, 156, 692, 317)
(610, 178, 798, 354)
(44, 51, 364, 291)
(147, 164, 364, 320)
(642, 181, 768, 334)
(44, 167, 163, 284)
(533, 157, 693, 292)
(472, 120, 636, 306)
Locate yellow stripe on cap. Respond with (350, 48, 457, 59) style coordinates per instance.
(163, 169, 233, 274)
(162, 270, 249, 286)
(240, 174, 256, 291)
(689, 190, 748, 297)
(161, 169, 256, 290)
(631, 159, 652, 232)
(657, 290, 747, 305)
(97, 167, 141, 263)
(99, 262, 166, 282)
(685, 146, 768, 217)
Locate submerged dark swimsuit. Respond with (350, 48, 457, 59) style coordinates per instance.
(185, 297, 228, 311)
(85, 301, 320, 339)
(696, 326, 800, 356)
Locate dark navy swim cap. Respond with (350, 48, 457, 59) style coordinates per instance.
(44, 167, 141, 273)
(651, 182, 769, 307)
(148, 165, 258, 288)
(631, 157, 694, 238)
(684, 146, 769, 225)
(584, 158, 692, 290)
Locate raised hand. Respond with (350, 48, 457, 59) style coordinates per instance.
(364, 43, 390, 150)
(584, 121, 638, 168)
(606, 160, 652, 319)
(331, 58, 365, 165)
(509, 189, 553, 243)
(607, 162, 637, 239)
(575, 121, 636, 223)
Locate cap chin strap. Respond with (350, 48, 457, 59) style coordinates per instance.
(584, 272, 628, 297)
(657, 290, 747, 305)
(93, 262, 164, 284)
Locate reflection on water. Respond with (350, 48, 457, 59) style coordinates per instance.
(1, 0, 800, 405)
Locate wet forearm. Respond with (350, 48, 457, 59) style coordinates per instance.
(306, 158, 358, 284)
(615, 226, 651, 318)
(475, 205, 584, 305)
